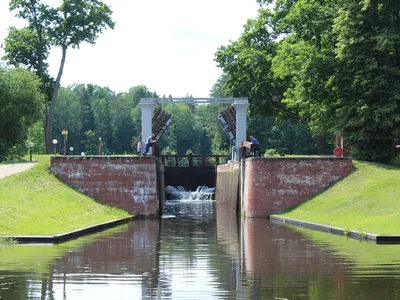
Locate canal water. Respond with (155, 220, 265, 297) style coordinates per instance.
(1, 188, 400, 299)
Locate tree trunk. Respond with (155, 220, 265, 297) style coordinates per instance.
(45, 45, 67, 153)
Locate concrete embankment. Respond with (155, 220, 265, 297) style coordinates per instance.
(270, 215, 400, 244)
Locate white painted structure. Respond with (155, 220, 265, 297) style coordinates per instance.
(139, 97, 249, 158)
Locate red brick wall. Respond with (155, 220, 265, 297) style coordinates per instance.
(216, 162, 239, 212)
(50, 156, 159, 216)
(243, 157, 353, 217)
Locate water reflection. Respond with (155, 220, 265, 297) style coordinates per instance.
(1, 198, 400, 299)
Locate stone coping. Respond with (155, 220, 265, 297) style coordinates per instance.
(248, 156, 352, 161)
(270, 215, 400, 245)
(50, 155, 152, 160)
(3, 216, 135, 244)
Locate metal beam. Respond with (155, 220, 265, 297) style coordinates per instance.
(140, 97, 248, 104)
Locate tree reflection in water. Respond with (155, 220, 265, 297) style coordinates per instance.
(1, 195, 400, 299)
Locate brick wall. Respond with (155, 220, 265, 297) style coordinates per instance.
(50, 156, 159, 216)
(216, 162, 239, 212)
(243, 157, 353, 217)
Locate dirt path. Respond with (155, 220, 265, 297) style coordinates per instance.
(0, 162, 37, 179)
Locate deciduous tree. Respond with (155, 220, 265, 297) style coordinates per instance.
(4, 0, 115, 153)
(0, 66, 43, 161)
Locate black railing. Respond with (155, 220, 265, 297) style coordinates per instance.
(160, 154, 230, 167)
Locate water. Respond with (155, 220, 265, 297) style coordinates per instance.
(1, 188, 400, 299)
(165, 185, 215, 201)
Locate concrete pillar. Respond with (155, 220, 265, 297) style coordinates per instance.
(139, 99, 155, 153)
(233, 99, 249, 149)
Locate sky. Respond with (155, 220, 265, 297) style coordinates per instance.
(0, 0, 261, 97)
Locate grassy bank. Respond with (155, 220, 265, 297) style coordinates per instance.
(0, 155, 130, 236)
(277, 159, 400, 235)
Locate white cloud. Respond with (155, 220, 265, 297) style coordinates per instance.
(0, 0, 261, 97)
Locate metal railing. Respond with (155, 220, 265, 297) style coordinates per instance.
(160, 154, 230, 167)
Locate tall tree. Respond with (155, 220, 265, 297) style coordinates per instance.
(215, 9, 291, 118)
(4, 0, 115, 153)
(330, 0, 400, 163)
(0, 66, 43, 161)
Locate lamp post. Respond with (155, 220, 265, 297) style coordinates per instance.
(69, 146, 74, 155)
(28, 142, 34, 162)
(98, 137, 102, 155)
(52, 139, 58, 155)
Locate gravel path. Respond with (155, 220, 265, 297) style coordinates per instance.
(0, 162, 37, 179)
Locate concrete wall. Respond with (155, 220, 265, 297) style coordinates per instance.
(50, 156, 159, 216)
(243, 157, 353, 217)
(216, 162, 240, 212)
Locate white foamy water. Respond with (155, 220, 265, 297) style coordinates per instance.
(165, 185, 215, 201)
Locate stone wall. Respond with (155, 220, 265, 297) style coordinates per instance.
(50, 156, 159, 216)
(216, 162, 240, 212)
(243, 157, 353, 217)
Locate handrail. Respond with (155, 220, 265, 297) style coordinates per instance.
(160, 154, 230, 167)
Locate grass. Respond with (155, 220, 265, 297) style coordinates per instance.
(0, 155, 130, 236)
(277, 158, 400, 235)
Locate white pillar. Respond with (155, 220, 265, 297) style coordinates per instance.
(233, 99, 249, 149)
(138, 99, 155, 153)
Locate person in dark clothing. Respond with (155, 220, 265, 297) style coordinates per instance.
(250, 135, 260, 157)
(142, 133, 156, 155)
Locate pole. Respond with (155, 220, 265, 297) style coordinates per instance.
(63, 135, 67, 156)
(99, 137, 102, 155)
(29, 148, 32, 162)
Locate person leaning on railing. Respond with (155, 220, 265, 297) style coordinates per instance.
(250, 135, 260, 157)
(142, 133, 157, 156)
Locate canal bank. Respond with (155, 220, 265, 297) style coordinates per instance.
(272, 160, 400, 237)
(0, 155, 131, 237)
(2, 199, 400, 299)
(1, 155, 400, 244)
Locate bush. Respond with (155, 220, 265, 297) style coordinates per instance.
(265, 148, 279, 156)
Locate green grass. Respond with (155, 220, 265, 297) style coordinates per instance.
(277, 159, 400, 235)
(0, 155, 130, 236)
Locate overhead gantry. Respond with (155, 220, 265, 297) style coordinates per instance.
(138, 97, 249, 159)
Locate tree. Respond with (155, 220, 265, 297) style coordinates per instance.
(4, 0, 115, 153)
(0, 66, 43, 161)
(330, 0, 400, 163)
(53, 87, 82, 153)
(215, 9, 292, 118)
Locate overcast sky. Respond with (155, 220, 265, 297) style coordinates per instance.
(0, 0, 261, 97)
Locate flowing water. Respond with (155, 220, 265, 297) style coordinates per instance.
(1, 187, 400, 299)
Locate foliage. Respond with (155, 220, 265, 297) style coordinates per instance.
(0, 66, 43, 162)
(82, 130, 97, 155)
(215, 0, 400, 163)
(4, 0, 115, 153)
(27, 121, 46, 154)
(265, 148, 279, 156)
(215, 9, 290, 118)
(19, 78, 323, 157)
(330, 0, 400, 163)
(53, 87, 82, 153)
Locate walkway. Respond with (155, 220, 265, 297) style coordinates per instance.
(0, 162, 36, 179)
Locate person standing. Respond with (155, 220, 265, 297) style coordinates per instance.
(142, 133, 156, 156)
(250, 135, 260, 157)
